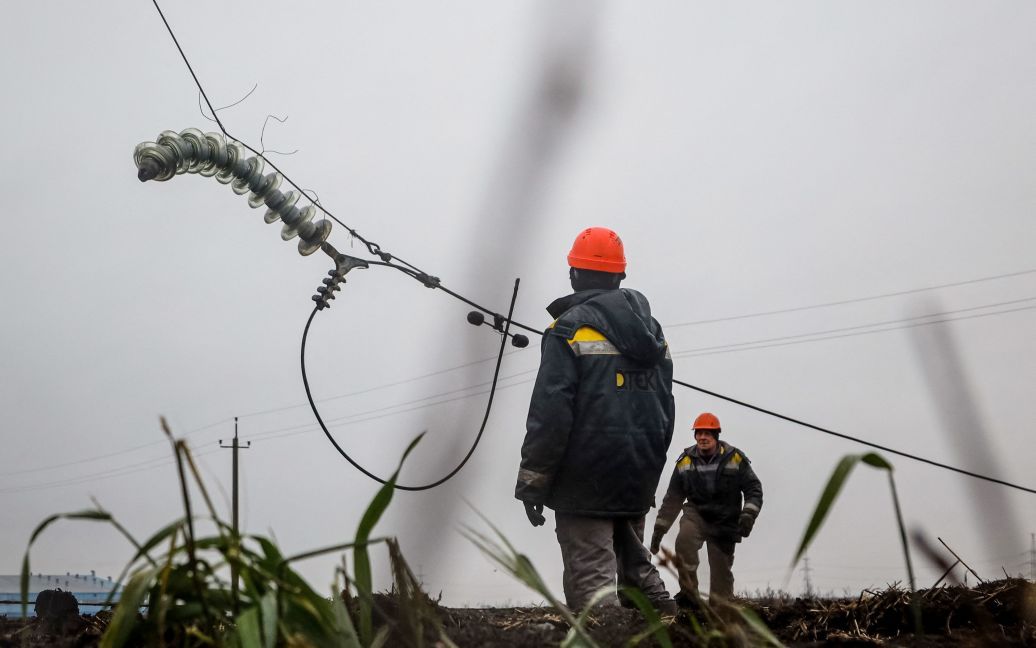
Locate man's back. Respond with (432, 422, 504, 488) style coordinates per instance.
(516, 287, 675, 517)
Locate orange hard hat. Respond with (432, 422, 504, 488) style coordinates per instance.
(567, 227, 626, 273)
(692, 412, 721, 431)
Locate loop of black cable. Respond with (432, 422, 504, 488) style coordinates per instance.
(151, 0, 1035, 497)
(674, 379, 1036, 495)
(300, 279, 521, 490)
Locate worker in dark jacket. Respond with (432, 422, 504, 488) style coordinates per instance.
(650, 412, 763, 603)
(515, 227, 676, 611)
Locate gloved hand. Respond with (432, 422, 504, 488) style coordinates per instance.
(649, 531, 662, 554)
(524, 502, 545, 527)
(738, 512, 755, 538)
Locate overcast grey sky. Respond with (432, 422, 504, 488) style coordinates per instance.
(2, 1, 1034, 604)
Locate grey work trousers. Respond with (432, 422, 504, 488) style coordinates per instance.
(674, 507, 736, 601)
(555, 512, 670, 611)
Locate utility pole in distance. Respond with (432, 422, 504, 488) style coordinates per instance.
(802, 555, 815, 599)
(219, 417, 250, 612)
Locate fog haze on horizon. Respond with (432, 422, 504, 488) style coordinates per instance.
(2, 1, 1034, 604)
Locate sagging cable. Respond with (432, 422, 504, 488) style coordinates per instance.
(301, 247, 521, 491)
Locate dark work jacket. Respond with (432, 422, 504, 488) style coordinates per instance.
(515, 288, 675, 517)
(654, 442, 764, 542)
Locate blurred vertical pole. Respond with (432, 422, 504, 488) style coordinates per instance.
(909, 298, 1021, 562)
(220, 417, 250, 613)
(405, 1, 604, 585)
(1030, 533, 1035, 581)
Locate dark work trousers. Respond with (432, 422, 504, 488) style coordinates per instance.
(674, 506, 736, 601)
(555, 512, 670, 610)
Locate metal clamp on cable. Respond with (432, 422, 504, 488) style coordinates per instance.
(312, 242, 369, 310)
(467, 311, 529, 348)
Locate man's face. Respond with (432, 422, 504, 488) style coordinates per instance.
(694, 429, 718, 456)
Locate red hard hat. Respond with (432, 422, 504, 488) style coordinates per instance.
(567, 227, 626, 273)
(692, 412, 721, 431)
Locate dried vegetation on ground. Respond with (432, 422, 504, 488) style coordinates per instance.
(3, 579, 1034, 647)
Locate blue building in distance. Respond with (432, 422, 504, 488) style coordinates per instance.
(0, 571, 121, 618)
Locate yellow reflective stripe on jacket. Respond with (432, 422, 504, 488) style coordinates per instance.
(567, 326, 619, 356)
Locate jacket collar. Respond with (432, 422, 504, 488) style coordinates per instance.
(546, 289, 615, 319)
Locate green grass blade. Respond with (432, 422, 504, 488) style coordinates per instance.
(736, 607, 784, 647)
(354, 433, 424, 644)
(576, 588, 618, 625)
(259, 590, 278, 648)
(462, 515, 592, 646)
(100, 566, 157, 648)
(792, 454, 861, 566)
(22, 509, 114, 618)
(330, 587, 362, 648)
(617, 587, 672, 648)
(235, 607, 262, 648)
(104, 518, 186, 609)
(369, 626, 391, 648)
(860, 452, 893, 469)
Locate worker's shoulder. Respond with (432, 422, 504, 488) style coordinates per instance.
(547, 320, 603, 341)
(722, 443, 752, 465)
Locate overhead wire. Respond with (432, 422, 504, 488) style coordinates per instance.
(146, 0, 1036, 496)
(0, 448, 223, 495)
(665, 267, 1036, 329)
(671, 297, 1036, 359)
(674, 378, 1036, 495)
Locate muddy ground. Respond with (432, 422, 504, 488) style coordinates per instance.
(2, 579, 1034, 647)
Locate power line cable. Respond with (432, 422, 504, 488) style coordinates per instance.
(237, 349, 527, 420)
(674, 378, 1036, 495)
(0, 418, 232, 479)
(671, 298, 1036, 359)
(250, 377, 536, 446)
(0, 448, 223, 495)
(666, 268, 1036, 329)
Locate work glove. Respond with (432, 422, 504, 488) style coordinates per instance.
(649, 531, 662, 555)
(524, 502, 545, 527)
(738, 512, 755, 538)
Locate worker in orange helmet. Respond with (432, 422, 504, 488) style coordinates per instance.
(650, 412, 763, 605)
(515, 227, 677, 613)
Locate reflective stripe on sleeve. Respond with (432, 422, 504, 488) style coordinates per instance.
(518, 468, 551, 489)
(567, 326, 620, 357)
